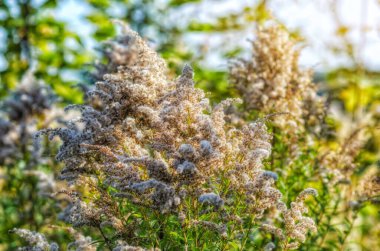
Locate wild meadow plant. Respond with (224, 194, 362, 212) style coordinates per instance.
(0, 72, 73, 248)
(9, 24, 318, 250)
(5, 23, 379, 250)
(229, 26, 325, 135)
(230, 25, 380, 250)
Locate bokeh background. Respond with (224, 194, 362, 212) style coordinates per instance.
(0, 0, 379, 250)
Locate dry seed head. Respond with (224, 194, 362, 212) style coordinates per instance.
(229, 25, 325, 135)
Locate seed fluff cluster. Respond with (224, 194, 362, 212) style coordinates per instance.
(319, 127, 368, 184)
(10, 228, 58, 251)
(0, 71, 58, 166)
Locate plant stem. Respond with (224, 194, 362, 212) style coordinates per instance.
(98, 225, 112, 250)
(340, 211, 359, 251)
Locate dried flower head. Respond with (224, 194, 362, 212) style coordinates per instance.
(10, 228, 58, 251)
(229, 25, 325, 134)
(0, 71, 61, 165)
(319, 127, 367, 183)
(113, 241, 160, 251)
(262, 188, 318, 248)
(357, 172, 380, 204)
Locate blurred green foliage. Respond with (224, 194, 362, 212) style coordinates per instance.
(0, 0, 379, 250)
(1, 0, 272, 104)
(0, 0, 90, 103)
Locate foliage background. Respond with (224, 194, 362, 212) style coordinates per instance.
(0, 0, 379, 250)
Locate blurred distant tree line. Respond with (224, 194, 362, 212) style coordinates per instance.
(0, 0, 272, 104)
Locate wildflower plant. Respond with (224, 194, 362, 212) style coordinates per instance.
(30, 24, 319, 250)
(0, 72, 72, 248)
(229, 23, 379, 250)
